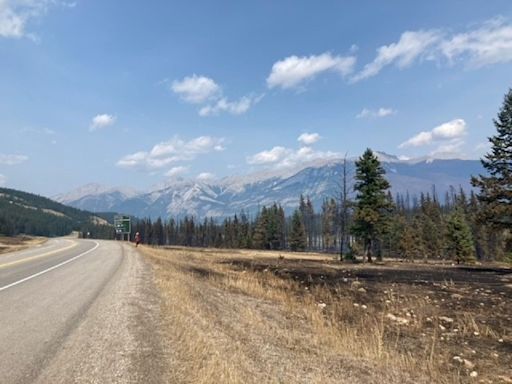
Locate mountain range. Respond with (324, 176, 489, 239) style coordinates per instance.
(54, 153, 485, 220)
(0, 187, 112, 237)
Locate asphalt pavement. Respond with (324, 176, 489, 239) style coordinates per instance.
(0, 238, 167, 384)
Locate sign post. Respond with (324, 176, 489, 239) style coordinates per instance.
(114, 215, 131, 241)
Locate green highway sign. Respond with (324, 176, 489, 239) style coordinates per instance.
(114, 215, 131, 234)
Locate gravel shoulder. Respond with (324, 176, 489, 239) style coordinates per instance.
(33, 242, 168, 384)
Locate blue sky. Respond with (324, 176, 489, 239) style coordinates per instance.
(1, 0, 512, 196)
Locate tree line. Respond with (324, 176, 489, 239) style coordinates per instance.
(132, 88, 512, 263)
(131, 185, 509, 263)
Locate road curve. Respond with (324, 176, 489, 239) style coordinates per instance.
(0, 238, 167, 384)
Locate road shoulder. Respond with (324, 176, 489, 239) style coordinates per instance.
(34, 242, 168, 384)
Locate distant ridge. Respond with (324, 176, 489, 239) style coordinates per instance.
(0, 187, 114, 237)
(55, 154, 484, 220)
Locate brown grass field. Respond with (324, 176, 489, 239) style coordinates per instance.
(141, 246, 512, 384)
(0, 235, 47, 255)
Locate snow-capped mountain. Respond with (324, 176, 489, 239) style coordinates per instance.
(55, 156, 484, 219)
(54, 183, 140, 213)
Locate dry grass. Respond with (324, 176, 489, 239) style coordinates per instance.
(0, 235, 47, 255)
(141, 246, 512, 384)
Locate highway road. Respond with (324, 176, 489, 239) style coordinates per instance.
(0, 238, 167, 384)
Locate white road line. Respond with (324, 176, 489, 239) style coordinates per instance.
(0, 241, 100, 293)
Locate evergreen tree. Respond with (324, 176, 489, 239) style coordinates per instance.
(144, 218, 153, 245)
(352, 148, 391, 262)
(376, 191, 396, 260)
(398, 214, 425, 261)
(290, 209, 306, 251)
(446, 208, 476, 264)
(239, 211, 252, 248)
(252, 207, 268, 249)
(419, 192, 446, 260)
(152, 217, 164, 245)
(472, 88, 512, 231)
(299, 195, 314, 249)
(266, 205, 279, 249)
(275, 204, 286, 249)
(167, 218, 176, 245)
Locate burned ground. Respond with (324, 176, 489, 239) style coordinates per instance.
(222, 256, 512, 383)
(145, 245, 512, 383)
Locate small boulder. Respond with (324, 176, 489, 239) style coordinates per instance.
(439, 316, 454, 323)
(386, 313, 409, 325)
(463, 359, 475, 370)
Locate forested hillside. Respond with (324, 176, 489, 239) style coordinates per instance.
(0, 187, 114, 238)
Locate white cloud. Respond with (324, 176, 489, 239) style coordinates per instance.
(356, 108, 372, 119)
(199, 94, 263, 117)
(400, 131, 433, 147)
(297, 132, 321, 145)
(0, 153, 28, 165)
(0, 174, 6, 185)
(247, 146, 289, 165)
(117, 136, 225, 171)
(247, 145, 340, 169)
(431, 118, 466, 139)
(356, 107, 396, 119)
(267, 52, 356, 89)
(196, 172, 216, 182)
(172, 75, 259, 116)
(440, 18, 512, 68)
(352, 30, 441, 82)
(377, 108, 395, 117)
(0, 0, 70, 39)
(0, 1, 24, 38)
(89, 114, 116, 131)
(399, 118, 467, 148)
(165, 166, 189, 178)
(171, 75, 220, 104)
(352, 19, 512, 82)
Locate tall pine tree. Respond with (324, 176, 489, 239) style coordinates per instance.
(352, 148, 391, 262)
(290, 209, 306, 251)
(446, 208, 476, 264)
(472, 88, 512, 231)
